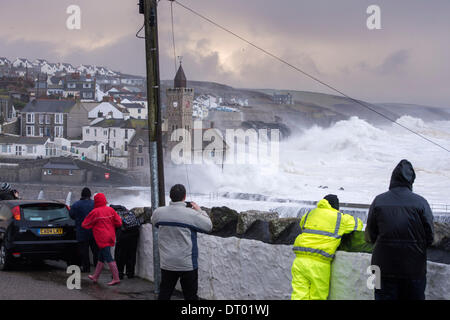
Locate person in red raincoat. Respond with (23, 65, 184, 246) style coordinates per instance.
(82, 193, 123, 285)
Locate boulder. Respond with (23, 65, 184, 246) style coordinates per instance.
(236, 210, 278, 235)
(269, 218, 300, 244)
(131, 207, 152, 223)
(241, 220, 273, 244)
(432, 222, 450, 250)
(209, 206, 239, 236)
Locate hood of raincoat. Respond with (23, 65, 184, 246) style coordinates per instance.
(94, 193, 107, 208)
(316, 198, 336, 211)
(389, 159, 415, 191)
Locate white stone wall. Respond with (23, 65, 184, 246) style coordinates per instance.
(135, 224, 450, 300)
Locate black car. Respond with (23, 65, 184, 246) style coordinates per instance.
(0, 200, 78, 270)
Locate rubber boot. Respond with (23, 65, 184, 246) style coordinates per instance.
(107, 261, 121, 286)
(88, 262, 104, 283)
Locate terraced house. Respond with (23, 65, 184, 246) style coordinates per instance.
(20, 99, 92, 139)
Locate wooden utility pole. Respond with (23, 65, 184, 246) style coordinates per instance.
(141, 0, 165, 296)
(143, 0, 165, 203)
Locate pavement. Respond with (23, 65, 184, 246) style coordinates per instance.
(0, 260, 184, 300)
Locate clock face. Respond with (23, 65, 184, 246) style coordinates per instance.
(173, 101, 178, 108)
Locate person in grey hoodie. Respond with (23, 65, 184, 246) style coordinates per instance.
(151, 184, 212, 300)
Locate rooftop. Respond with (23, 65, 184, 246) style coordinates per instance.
(22, 99, 77, 113)
(0, 135, 49, 145)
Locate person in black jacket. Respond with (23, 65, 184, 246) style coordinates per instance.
(0, 183, 18, 200)
(111, 205, 141, 280)
(69, 187, 99, 273)
(365, 159, 434, 300)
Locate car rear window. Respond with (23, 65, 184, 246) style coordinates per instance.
(22, 204, 70, 222)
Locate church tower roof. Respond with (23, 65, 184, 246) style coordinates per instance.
(174, 64, 187, 88)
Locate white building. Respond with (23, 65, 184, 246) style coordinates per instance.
(0, 57, 11, 66)
(81, 118, 147, 168)
(0, 135, 50, 159)
(12, 58, 33, 69)
(121, 102, 147, 120)
(57, 63, 75, 73)
(88, 101, 126, 119)
(76, 140, 106, 162)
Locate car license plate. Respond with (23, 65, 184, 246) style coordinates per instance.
(39, 228, 63, 235)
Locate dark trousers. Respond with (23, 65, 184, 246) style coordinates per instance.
(78, 238, 98, 272)
(114, 234, 139, 278)
(375, 276, 426, 300)
(158, 269, 199, 300)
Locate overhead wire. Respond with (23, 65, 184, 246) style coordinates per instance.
(171, 0, 450, 154)
(168, 0, 193, 199)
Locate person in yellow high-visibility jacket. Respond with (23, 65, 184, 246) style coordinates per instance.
(291, 194, 363, 300)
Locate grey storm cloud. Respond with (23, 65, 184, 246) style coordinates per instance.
(376, 49, 410, 75)
(0, 0, 450, 107)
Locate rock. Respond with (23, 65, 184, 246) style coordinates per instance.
(209, 206, 239, 235)
(241, 220, 273, 243)
(269, 218, 300, 244)
(131, 207, 152, 223)
(236, 210, 278, 235)
(432, 222, 450, 250)
(201, 206, 211, 216)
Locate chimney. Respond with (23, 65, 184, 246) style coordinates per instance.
(106, 111, 113, 119)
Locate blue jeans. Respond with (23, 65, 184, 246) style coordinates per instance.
(375, 276, 426, 300)
(98, 246, 114, 263)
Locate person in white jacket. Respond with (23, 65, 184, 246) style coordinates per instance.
(151, 184, 212, 300)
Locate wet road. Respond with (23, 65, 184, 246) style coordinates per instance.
(0, 260, 182, 300)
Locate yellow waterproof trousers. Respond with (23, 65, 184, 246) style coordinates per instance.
(291, 256, 331, 300)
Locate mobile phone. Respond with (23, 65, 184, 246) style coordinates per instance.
(185, 201, 192, 208)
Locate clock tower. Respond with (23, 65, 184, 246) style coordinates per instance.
(166, 63, 194, 137)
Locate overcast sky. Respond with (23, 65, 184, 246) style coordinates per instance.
(1, 0, 449, 107)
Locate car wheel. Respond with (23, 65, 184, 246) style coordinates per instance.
(0, 242, 12, 271)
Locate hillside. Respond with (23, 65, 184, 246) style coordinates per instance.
(159, 80, 450, 133)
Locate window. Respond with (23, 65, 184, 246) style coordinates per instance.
(113, 129, 116, 138)
(104, 130, 108, 136)
(1, 145, 6, 153)
(69, 170, 73, 176)
(45, 114, 50, 124)
(15, 145, 23, 156)
(83, 83, 92, 89)
(26, 125, 35, 136)
(137, 158, 144, 166)
(39, 114, 44, 124)
(124, 141, 128, 151)
(101, 146, 105, 154)
(113, 141, 116, 148)
(138, 109, 141, 114)
(67, 83, 76, 89)
(26, 145, 35, 154)
(55, 126, 64, 137)
(125, 129, 128, 139)
(138, 145, 143, 153)
(39, 127, 43, 137)
(83, 92, 93, 98)
(26, 113, 35, 124)
(45, 127, 51, 137)
(55, 113, 63, 124)
(94, 129, 97, 136)
(86, 128, 90, 135)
